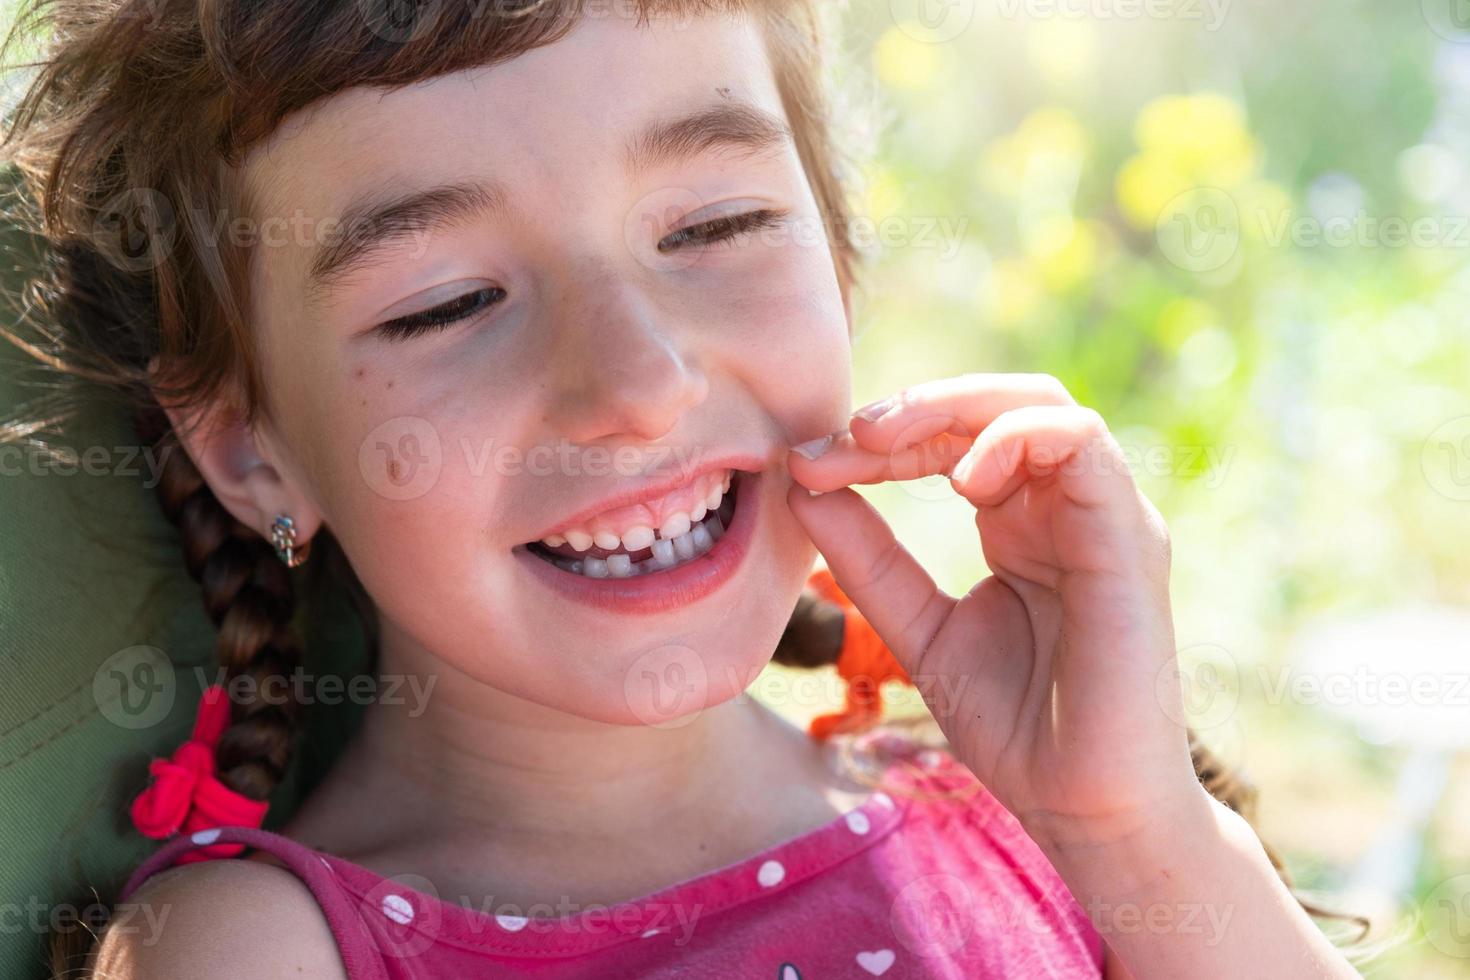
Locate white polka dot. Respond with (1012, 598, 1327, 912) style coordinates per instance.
(919, 750, 943, 768)
(189, 829, 221, 846)
(845, 810, 871, 835)
(495, 914, 528, 932)
(873, 791, 895, 809)
(757, 860, 785, 888)
(857, 948, 896, 975)
(381, 894, 414, 925)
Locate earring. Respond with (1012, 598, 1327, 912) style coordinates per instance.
(269, 514, 311, 568)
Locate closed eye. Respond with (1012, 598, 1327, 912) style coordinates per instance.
(375, 285, 507, 342)
(658, 208, 788, 253)
(372, 209, 789, 342)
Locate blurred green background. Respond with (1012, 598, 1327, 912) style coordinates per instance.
(759, 1, 1470, 977)
(1, 0, 1466, 975)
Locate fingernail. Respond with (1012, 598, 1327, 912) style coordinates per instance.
(853, 397, 894, 423)
(792, 433, 834, 460)
(951, 454, 976, 484)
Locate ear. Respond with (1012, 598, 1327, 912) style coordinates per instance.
(151, 364, 322, 548)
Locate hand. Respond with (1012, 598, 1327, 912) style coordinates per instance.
(786, 373, 1204, 852)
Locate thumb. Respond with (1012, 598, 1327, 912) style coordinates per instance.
(785, 482, 954, 677)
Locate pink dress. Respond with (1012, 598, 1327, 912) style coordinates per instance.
(119, 730, 1105, 978)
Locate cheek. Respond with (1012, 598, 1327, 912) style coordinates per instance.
(702, 243, 853, 434)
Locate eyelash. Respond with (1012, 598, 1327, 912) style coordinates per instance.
(374, 208, 789, 342)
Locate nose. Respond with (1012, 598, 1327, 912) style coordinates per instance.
(542, 265, 710, 446)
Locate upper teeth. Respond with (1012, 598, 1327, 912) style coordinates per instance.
(542, 469, 732, 554)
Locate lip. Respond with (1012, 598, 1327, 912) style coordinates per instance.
(527, 454, 764, 541)
(514, 468, 759, 616)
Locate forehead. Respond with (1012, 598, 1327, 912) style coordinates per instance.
(240, 10, 781, 235)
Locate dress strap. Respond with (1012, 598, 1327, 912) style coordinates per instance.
(119, 826, 391, 980)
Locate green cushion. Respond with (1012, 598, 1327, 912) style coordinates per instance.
(0, 169, 371, 978)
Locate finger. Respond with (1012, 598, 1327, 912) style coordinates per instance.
(785, 483, 955, 675)
(951, 404, 1138, 512)
(788, 428, 975, 492)
(847, 373, 1077, 457)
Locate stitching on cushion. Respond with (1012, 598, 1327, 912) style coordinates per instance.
(0, 701, 102, 772)
(0, 676, 92, 740)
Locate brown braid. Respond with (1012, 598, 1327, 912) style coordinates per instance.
(774, 583, 1371, 941)
(133, 402, 307, 802)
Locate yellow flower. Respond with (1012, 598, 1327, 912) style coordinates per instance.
(1037, 221, 1108, 293)
(985, 256, 1043, 326)
(1117, 93, 1262, 230)
(981, 107, 1089, 198)
(874, 25, 944, 93)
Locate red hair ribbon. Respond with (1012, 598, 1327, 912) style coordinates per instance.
(128, 684, 269, 864)
(804, 566, 915, 739)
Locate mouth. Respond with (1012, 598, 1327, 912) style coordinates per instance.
(513, 465, 758, 615)
(524, 468, 742, 578)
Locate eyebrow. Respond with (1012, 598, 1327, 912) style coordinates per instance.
(305, 100, 794, 301)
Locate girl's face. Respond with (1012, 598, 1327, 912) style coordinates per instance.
(230, 9, 852, 723)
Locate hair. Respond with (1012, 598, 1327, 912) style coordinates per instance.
(0, 0, 1363, 974)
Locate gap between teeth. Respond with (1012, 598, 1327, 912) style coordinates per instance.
(549, 506, 727, 578)
(541, 471, 731, 553)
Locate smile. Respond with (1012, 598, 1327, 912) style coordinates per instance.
(513, 463, 759, 616)
(527, 467, 738, 578)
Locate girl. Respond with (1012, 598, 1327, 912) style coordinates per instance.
(0, 0, 1362, 977)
